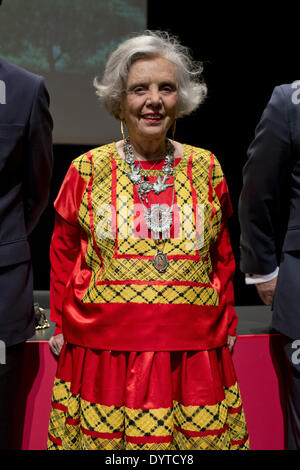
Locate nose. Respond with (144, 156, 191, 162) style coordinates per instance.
(146, 86, 162, 107)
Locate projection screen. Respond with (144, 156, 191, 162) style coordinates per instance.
(0, 0, 147, 144)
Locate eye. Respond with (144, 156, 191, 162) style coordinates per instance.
(160, 84, 177, 94)
(134, 87, 146, 94)
(127, 85, 147, 95)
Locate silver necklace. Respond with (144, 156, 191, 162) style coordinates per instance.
(143, 186, 175, 240)
(123, 137, 175, 240)
(123, 138, 175, 203)
(123, 138, 176, 270)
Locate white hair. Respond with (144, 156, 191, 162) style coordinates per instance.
(94, 30, 207, 119)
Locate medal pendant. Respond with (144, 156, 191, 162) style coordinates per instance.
(148, 204, 172, 240)
(153, 251, 169, 273)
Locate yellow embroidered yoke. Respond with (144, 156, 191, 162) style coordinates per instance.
(50, 142, 238, 351)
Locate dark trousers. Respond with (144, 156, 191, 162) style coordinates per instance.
(0, 342, 25, 450)
(280, 335, 300, 450)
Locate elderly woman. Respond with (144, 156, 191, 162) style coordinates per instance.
(47, 31, 249, 450)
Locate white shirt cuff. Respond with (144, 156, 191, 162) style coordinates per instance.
(245, 267, 279, 285)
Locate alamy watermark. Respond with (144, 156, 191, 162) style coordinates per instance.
(291, 80, 300, 104)
(95, 200, 205, 251)
(0, 79, 6, 104)
(291, 340, 300, 365)
(0, 340, 6, 365)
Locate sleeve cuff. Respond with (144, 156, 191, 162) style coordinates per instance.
(53, 324, 63, 336)
(245, 267, 279, 285)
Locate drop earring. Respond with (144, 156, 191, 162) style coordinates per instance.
(121, 120, 126, 141)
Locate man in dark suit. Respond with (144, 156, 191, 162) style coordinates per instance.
(0, 1, 53, 448)
(239, 83, 300, 449)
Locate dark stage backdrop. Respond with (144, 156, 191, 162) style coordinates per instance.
(28, 3, 299, 305)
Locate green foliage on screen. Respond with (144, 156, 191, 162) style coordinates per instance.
(0, 0, 146, 73)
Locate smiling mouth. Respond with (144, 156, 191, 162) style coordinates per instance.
(142, 114, 164, 122)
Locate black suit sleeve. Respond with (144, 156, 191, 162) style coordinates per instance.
(238, 85, 292, 274)
(23, 78, 53, 234)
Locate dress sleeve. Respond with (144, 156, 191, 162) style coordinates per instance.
(50, 162, 87, 335)
(54, 162, 87, 225)
(211, 172, 238, 336)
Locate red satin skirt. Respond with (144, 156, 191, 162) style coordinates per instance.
(47, 344, 249, 450)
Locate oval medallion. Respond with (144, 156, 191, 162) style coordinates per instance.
(153, 251, 169, 273)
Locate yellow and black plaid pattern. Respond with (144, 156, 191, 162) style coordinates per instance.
(173, 400, 231, 450)
(225, 382, 249, 449)
(70, 143, 225, 306)
(47, 378, 249, 450)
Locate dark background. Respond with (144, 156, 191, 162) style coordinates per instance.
(29, 2, 299, 305)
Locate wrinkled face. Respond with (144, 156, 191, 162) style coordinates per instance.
(120, 56, 178, 144)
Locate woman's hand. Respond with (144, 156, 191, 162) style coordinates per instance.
(49, 333, 64, 356)
(227, 335, 236, 353)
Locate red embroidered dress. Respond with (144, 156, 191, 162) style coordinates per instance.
(47, 143, 249, 450)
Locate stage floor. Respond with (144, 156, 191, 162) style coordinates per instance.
(30, 291, 275, 341)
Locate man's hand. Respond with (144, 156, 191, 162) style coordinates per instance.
(255, 276, 278, 305)
(49, 333, 64, 356)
